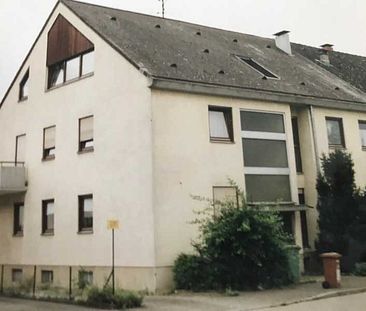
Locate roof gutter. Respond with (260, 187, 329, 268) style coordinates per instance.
(150, 77, 366, 112)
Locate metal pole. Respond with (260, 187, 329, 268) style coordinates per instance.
(112, 228, 115, 295)
(32, 266, 36, 297)
(0, 265, 4, 293)
(69, 266, 72, 300)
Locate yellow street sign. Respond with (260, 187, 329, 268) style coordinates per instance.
(107, 219, 119, 230)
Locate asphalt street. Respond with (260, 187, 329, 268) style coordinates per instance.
(1, 292, 366, 311)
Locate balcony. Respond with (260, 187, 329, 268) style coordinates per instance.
(0, 162, 27, 196)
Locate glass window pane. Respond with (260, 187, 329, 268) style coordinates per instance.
(82, 51, 94, 75)
(66, 57, 81, 81)
(16, 135, 26, 163)
(245, 174, 291, 202)
(242, 138, 288, 167)
(241, 111, 284, 133)
(19, 205, 24, 229)
(80, 117, 94, 141)
(359, 122, 366, 147)
(83, 197, 93, 229)
(44, 127, 56, 149)
(209, 110, 229, 139)
(47, 202, 54, 230)
(48, 63, 65, 87)
(326, 118, 343, 146)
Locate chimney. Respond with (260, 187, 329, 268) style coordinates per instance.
(274, 30, 292, 55)
(319, 44, 333, 66)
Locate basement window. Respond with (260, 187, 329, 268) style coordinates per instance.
(208, 106, 234, 142)
(12, 269, 23, 283)
(79, 270, 93, 287)
(237, 56, 279, 79)
(41, 270, 54, 283)
(19, 69, 29, 101)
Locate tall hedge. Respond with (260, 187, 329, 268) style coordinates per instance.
(315, 150, 358, 256)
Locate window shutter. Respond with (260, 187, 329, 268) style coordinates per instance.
(44, 127, 56, 149)
(80, 117, 93, 141)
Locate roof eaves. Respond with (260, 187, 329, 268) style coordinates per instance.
(0, 1, 62, 108)
(150, 76, 366, 112)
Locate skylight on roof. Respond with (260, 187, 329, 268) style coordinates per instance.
(237, 56, 279, 79)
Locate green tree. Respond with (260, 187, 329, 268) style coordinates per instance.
(315, 150, 358, 256)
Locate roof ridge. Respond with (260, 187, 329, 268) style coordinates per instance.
(293, 42, 366, 59)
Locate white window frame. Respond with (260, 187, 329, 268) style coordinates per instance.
(240, 109, 293, 203)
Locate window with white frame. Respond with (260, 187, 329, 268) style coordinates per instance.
(208, 106, 233, 142)
(359, 121, 366, 150)
(79, 116, 94, 152)
(43, 126, 56, 160)
(326, 117, 345, 148)
(241, 110, 291, 203)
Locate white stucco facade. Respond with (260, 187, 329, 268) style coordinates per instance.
(1, 1, 366, 293)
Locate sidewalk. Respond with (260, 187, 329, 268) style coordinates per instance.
(139, 276, 366, 311)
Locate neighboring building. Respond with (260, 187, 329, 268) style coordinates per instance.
(0, 0, 366, 293)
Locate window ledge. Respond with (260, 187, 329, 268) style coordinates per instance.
(78, 229, 93, 235)
(329, 145, 346, 151)
(18, 97, 28, 103)
(45, 73, 94, 93)
(77, 147, 94, 155)
(42, 155, 55, 162)
(296, 172, 304, 176)
(41, 231, 54, 236)
(13, 232, 24, 237)
(210, 139, 235, 144)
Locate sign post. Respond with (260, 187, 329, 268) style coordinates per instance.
(107, 220, 119, 295)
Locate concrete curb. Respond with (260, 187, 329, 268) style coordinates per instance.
(243, 287, 366, 310)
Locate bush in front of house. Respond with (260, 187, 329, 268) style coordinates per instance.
(85, 287, 143, 309)
(354, 262, 366, 276)
(173, 185, 294, 291)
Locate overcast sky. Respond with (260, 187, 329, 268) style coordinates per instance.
(1, 0, 366, 99)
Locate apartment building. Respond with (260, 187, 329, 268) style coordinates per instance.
(0, 0, 366, 293)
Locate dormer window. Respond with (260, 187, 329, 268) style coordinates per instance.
(19, 69, 29, 101)
(47, 15, 94, 89)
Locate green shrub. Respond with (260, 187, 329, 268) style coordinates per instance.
(85, 287, 143, 309)
(354, 262, 366, 276)
(173, 254, 216, 291)
(174, 185, 294, 291)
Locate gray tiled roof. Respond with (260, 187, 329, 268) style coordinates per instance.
(292, 43, 366, 94)
(62, 0, 366, 104)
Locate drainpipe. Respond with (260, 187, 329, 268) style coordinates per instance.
(309, 105, 321, 173)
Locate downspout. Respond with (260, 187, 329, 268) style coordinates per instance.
(309, 105, 321, 173)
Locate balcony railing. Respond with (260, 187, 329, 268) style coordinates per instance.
(0, 161, 27, 196)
